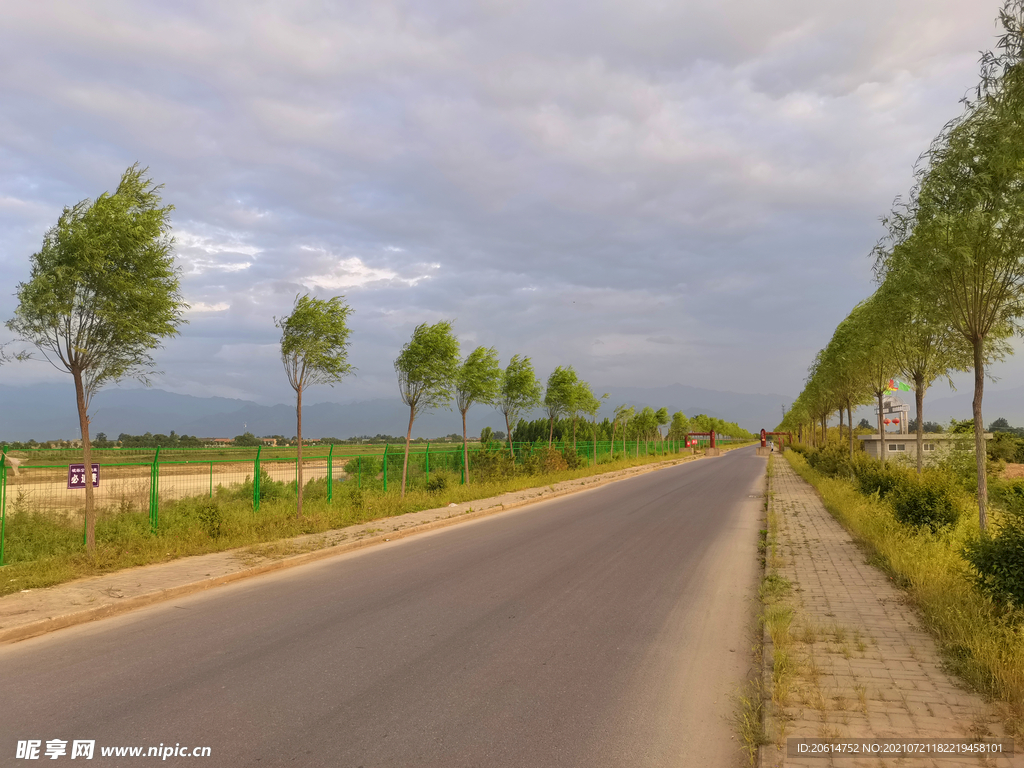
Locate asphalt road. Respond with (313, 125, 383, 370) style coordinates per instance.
(1, 447, 766, 767)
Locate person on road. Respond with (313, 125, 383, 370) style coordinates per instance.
(768, 439, 774, 453)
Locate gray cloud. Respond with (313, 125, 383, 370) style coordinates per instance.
(1, 0, 1019, 412)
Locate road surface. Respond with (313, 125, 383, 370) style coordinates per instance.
(1, 447, 766, 767)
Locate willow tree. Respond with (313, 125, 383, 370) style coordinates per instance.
(6, 165, 186, 551)
(395, 321, 460, 497)
(455, 346, 501, 483)
(887, 3, 1024, 524)
(497, 354, 542, 460)
(872, 243, 973, 472)
(277, 294, 353, 517)
(577, 385, 608, 463)
(846, 298, 900, 461)
(612, 405, 634, 456)
(543, 366, 578, 445)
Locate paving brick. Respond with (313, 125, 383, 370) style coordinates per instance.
(764, 456, 1022, 767)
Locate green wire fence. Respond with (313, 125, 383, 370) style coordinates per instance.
(0, 436, 736, 564)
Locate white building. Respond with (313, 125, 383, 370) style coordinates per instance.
(857, 433, 991, 462)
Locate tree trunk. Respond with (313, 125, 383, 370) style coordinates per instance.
(462, 408, 470, 484)
(973, 337, 988, 531)
(914, 373, 925, 476)
(847, 405, 853, 457)
(548, 416, 554, 446)
(877, 390, 886, 462)
(572, 416, 577, 450)
(504, 414, 516, 461)
(296, 385, 303, 518)
(72, 369, 95, 552)
(401, 404, 415, 498)
(610, 424, 616, 459)
(592, 422, 597, 466)
(838, 408, 844, 445)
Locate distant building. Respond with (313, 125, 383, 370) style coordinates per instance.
(202, 438, 233, 445)
(858, 433, 991, 462)
(261, 438, 277, 446)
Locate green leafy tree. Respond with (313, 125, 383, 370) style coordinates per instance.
(276, 294, 354, 516)
(654, 407, 670, 440)
(569, 378, 600, 450)
(498, 354, 543, 458)
(234, 432, 261, 447)
(480, 426, 494, 444)
(667, 411, 689, 441)
(577, 387, 608, 463)
(395, 321, 460, 497)
(6, 165, 186, 550)
(894, 1, 1024, 526)
(455, 346, 501, 483)
(612, 404, 634, 456)
(543, 366, 578, 445)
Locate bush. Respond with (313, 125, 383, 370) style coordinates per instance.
(535, 447, 568, 473)
(806, 443, 853, 479)
(988, 432, 1021, 463)
(469, 447, 516, 481)
(563, 448, 588, 470)
(344, 455, 382, 479)
(852, 457, 908, 498)
(888, 473, 959, 532)
(196, 499, 223, 538)
(426, 471, 452, 493)
(964, 513, 1024, 607)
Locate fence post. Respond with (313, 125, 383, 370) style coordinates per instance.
(253, 445, 262, 511)
(209, 462, 213, 498)
(382, 443, 389, 493)
(0, 446, 7, 566)
(425, 442, 430, 488)
(328, 444, 334, 503)
(149, 446, 161, 534)
(358, 456, 362, 489)
(460, 446, 466, 485)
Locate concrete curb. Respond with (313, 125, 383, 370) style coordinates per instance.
(0, 449, 738, 645)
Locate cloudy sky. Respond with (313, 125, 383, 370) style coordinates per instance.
(0, 0, 1017, 410)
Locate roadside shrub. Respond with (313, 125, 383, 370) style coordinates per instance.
(469, 447, 516, 481)
(788, 443, 812, 457)
(964, 513, 1024, 607)
(988, 432, 1021, 463)
(563, 449, 588, 470)
(806, 443, 853, 479)
(344, 455, 382, 479)
(536, 446, 568, 473)
(852, 458, 908, 498)
(196, 499, 223, 538)
(888, 473, 959, 532)
(426, 471, 454, 493)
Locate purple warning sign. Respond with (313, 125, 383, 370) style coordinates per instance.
(68, 463, 99, 489)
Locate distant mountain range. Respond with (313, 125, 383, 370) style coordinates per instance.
(0, 382, 800, 442)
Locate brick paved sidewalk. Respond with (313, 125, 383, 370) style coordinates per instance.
(762, 455, 1020, 768)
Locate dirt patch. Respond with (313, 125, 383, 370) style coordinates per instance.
(1002, 463, 1024, 480)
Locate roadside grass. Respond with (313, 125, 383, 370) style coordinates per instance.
(785, 449, 1024, 737)
(736, 454, 786, 765)
(0, 443, 751, 597)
